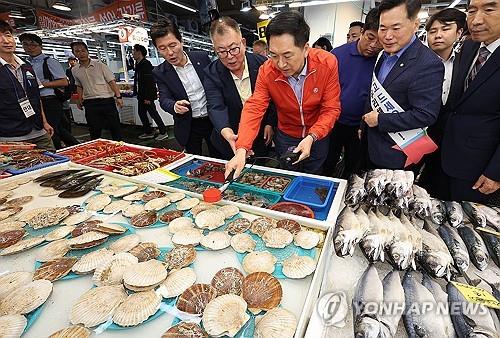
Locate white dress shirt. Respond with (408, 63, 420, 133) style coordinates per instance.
(173, 53, 208, 118)
(231, 57, 251, 105)
(441, 51, 455, 105)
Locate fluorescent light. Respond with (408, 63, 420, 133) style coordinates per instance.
(52, 0, 71, 11)
(259, 13, 270, 19)
(256, 5, 268, 10)
(163, 0, 198, 13)
(289, 0, 349, 7)
(272, 4, 286, 7)
(448, 0, 461, 8)
(9, 10, 26, 19)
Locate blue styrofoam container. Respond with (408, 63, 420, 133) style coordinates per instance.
(283, 176, 335, 209)
(6, 152, 70, 175)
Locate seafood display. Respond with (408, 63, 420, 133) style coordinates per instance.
(0, 149, 60, 171)
(58, 140, 121, 161)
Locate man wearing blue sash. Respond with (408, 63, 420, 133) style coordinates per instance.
(362, 0, 444, 170)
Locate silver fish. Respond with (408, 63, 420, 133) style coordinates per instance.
(477, 227, 500, 268)
(334, 206, 367, 257)
(417, 221, 453, 280)
(365, 169, 390, 198)
(457, 223, 490, 271)
(476, 204, 500, 231)
(410, 185, 432, 218)
(379, 271, 405, 338)
(400, 214, 423, 270)
(421, 274, 457, 338)
(431, 199, 447, 225)
(403, 271, 447, 338)
(360, 209, 394, 262)
(445, 201, 464, 227)
(388, 212, 414, 270)
(386, 170, 407, 198)
(438, 222, 471, 274)
(462, 201, 487, 228)
(353, 265, 383, 338)
(345, 173, 367, 206)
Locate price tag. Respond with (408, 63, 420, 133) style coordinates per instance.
(476, 227, 500, 238)
(19, 98, 35, 118)
(451, 281, 500, 309)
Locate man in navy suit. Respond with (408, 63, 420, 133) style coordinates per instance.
(441, 0, 500, 203)
(151, 19, 217, 156)
(362, 0, 444, 170)
(203, 17, 276, 160)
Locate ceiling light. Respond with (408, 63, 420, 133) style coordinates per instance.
(256, 5, 268, 10)
(9, 10, 26, 19)
(289, 0, 347, 7)
(52, 0, 71, 11)
(448, 0, 461, 8)
(272, 4, 285, 8)
(259, 13, 269, 19)
(418, 11, 429, 19)
(163, 0, 198, 13)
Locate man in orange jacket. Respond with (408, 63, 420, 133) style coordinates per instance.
(225, 11, 341, 177)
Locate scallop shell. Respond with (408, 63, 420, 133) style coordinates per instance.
(30, 207, 71, 229)
(0, 271, 33, 301)
(219, 205, 239, 219)
(0, 236, 45, 256)
(262, 228, 293, 249)
(85, 194, 111, 212)
(144, 197, 171, 211)
(44, 225, 75, 241)
(18, 207, 50, 222)
(98, 184, 120, 195)
(103, 200, 131, 214)
(49, 325, 91, 338)
(66, 205, 84, 216)
(200, 231, 231, 250)
(166, 192, 186, 202)
(112, 290, 161, 327)
(4, 196, 33, 207)
(39, 187, 60, 197)
(109, 234, 141, 253)
(130, 211, 157, 228)
(112, 185, 140, 198)
(0, 182, 19, 191)
(195, 209, 225, 230)
(250, 217, 277, 237)
(0, 220, 25, 232)
(211, 267, 244, 296)
(190, 202, 217, 216)
(122, 204, 145, 218)
(157, 267, 196, 298)
(294, 230, 320, 249)
(0, 279, 53, 315)
(163, 245, 196, 270)
(172, 229, 203, 246)
(276, 219, 301, 235)
(33, 256, 77, 282)
(0, 229, 26, 249)
(230, 233, 256, 253)
(176, 283, 218, 315)
(69, 231, 108, 250)
(36, 239, 70, 262)
(176, 198, 200, 211)
(92, 252, 139, 286)
(93, 223, 127, 235)
(254, 308, 297, 338)
(123, 259, 168, 291)
(70, 285, 127, 327)
(142, 190, 167, 202)
(13, 176, 32, 185)
(242, 272, 282, 314)
(226, 218, 251, 235)
(71, 220, 102, 237)
(129, 242, 160, 262)
(161, 322, 208, 338)
(0, 209, 18, 222)
(0, 314, 27, 338)
(72, 248, 115, 275)
(62, 211, 93, 226)
(166, 217, 194, 234)
(282, 254, 316, 279)
(202, 294, 250, 337)
(123, 191, 146, 201)
(242, 251, 277, 274)
(0, 191, 12, 200)
(159, 210, 184, 224)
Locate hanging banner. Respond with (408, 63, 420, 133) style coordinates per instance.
(36, 0, 147, 30)
(0, 12, 16, 28)
(257, 20, 269, 42)
(118, 26, 148, 47)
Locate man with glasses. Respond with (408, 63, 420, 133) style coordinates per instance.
(151, 19, 217, 156)
(204, 17, 276, 160)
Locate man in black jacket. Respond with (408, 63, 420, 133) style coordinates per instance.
(132, 44, 168, 140)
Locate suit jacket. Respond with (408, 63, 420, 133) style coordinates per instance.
(441, 40, 500, 182)
(153, 51, 211, 147)
(366, 38, 444, 169)
(134, 58, 157, 101)
(203, 52, 277, 159)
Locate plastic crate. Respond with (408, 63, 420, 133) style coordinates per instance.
(165, 176, 220, 194)
(58, 140, 120, 162)
(238, 168, 295, 194)
(283, 176, 336, 209)
(171, 158, 226, 184)
(0, 142, 36, 152)
(6, 152, 70, 175)
(224, 182, 281, 206)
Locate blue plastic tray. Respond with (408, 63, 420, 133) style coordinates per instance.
(283, 176, 336, 209)
(6, 152, 70, 175)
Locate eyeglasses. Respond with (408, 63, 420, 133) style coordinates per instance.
(216, 45, 241, 59)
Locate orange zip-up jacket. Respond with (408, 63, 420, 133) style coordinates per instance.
(235, 48, 341, 152)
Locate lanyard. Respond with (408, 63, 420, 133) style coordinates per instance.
(2, 65, 27, 100)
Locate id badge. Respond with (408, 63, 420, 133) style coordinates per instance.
(19, 98, 36, 118)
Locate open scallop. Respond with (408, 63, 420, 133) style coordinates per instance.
(0, 279, 53, 315)
(242, 272, 282, 315)
(36, 239, 70, 262)
(92, 252, 138, 286)
(49, 325, 91, 338)
(202, 294, 250, 337)
(176, 197, 200, 211)
(85, 194, 111, 212)
(200, 231, 231, 250)
(282, 254, 316, 279)
(0, 314, 27, 338)
(167, 217, 194, 234)
(176, 283, 218, 315)
(254, 308, 297, 338)
(109, 234, 141, 253)
(171, 229, 203, 246)
(44, 225, 75, 242)
(0, 271, 33, 301)
(262, 228, 293, 249)
(230, 233, 256, 253)
(195, 209, 225, 230)
(294, 230, 320, 249)
(122, 204, 145, 218)
(157, 267, 197, 298)
(72, 248, 114, 275)
(242, 251, 277, 274)
(112, 290, 162, 327)
(123, 259, 168, 292)
(144, 197, 171, 211)
(219, 205, 240, 219)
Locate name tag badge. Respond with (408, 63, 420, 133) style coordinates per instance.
(19, 98, 36, 118)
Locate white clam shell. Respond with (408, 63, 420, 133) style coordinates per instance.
(72, 248, 115, 274)
(0, 220, 26, 232)
(0, 314, 27, 337)
(219, 205, 240, 219)
(202, 294, 250, 337)
(112, 290, 161, 327)
(144, 197, 171, 211)
(293, 230, 320, 250)
(166, 192, 186, 202)
(29, 207, 70, 229)
(48, 325, 91, 338)
(36, 239, 70, 262)
(112, 185, 140, 198)
(254, 307, 297, 338)
(98, 185, 120, 195)
(0, 271, 33, 301)
(282, 254, 316, 279)
(62, 212, 93, 226)
(103, 200, 131, 214)
(0, 191, 13, 199)
(200, 231, 231, 250)
(70, 285, 127, 327)
(39, 187, 60, 197)
(0, 279, 53, 315)
(122, 204, 145, 218)
(109, 234, 141, 253)
(0, 182, 19, 191)
(44, 225, 75, 242)
(85, 194, 111, 212)
(242, 251, 277, 274)
(176, 198, 200, 211)
(230, 233, 256, 253)
(123, 191, 145, 201)
(157, 267, 196, 298)
(168, 217, 194, 234)
(68, 231, 108, 250)
(0, 236, 45, 256)
(195, 209, 225, 230)
(171, 229, 202, 246)
(92, 252, 138, 286)
(262, 228, 293, 249)
(123, 259, 167, 290)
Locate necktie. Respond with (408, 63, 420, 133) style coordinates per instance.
(465, 46, 490, 90)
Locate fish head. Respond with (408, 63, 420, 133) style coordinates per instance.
(454, 254, 470, 273)
(334, 230, 362, 257)
(422, 253, 450, 278)
(472, 249, 489, 271)
(360, 235, 384, 262)
(389, 242, 413, 270)
(355, 316, 381, 338)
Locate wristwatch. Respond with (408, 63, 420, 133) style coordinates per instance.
(308, 132, 318, 142)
